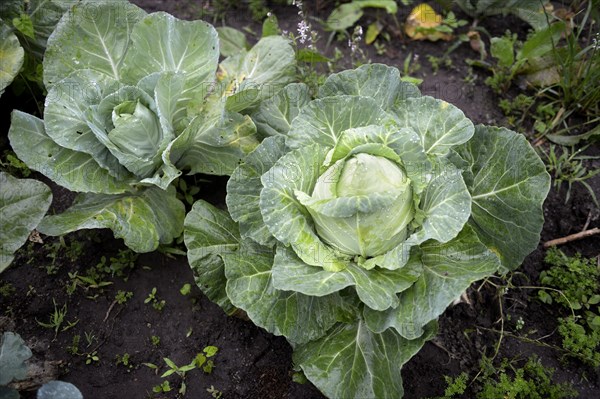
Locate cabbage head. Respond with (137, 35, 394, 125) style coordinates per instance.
(8, 0, 295, 252)
(185, 64, 550, 398)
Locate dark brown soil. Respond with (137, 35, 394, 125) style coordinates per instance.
(1, 1, 599, 399)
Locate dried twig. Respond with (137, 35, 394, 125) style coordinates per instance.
(543, 227, 600, 247)
(103, 299, 118, 323)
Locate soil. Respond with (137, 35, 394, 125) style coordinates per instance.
(1, 1, 599, 399)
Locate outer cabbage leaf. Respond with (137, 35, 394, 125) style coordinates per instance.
(392, 96, 474, 156)
(0, 332, 32, 385)
(286, 96, 393, 149)
(455, 125, 550, 271)
(121, 12, 218, 93)
(0, 173, 52, 273)
(251, 83, 311, 137)
(0, 0, 76, 61)
(171, 107, 260, 176)
(184, 200, 344, 345)
(223, 242, 345, 345)
(8, 111, 134, 194)
(272, 245, 422, 311)
(215, 26, 249, 57)
(219, 36, 295, 113)
(226, 135, 287, 246)
(184, 200, 239, 315)
(294, 320, 437, 399)
(37, 381, 83, 399)
(318, 63, 421, 109)
(0, 21, 24, 96)
(38, 186, 184, 253)
(44, 0, 146, 86)
(364, 226, 500, 339)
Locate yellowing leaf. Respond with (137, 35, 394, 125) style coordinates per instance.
(366, 21, 382, 45)
(404, 3, 452, 41)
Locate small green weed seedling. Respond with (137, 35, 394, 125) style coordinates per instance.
(206, 385, 223, 399)
(538, 247, 600, 366)
(179, 284, 192, 296)
(115, 353, 134, 371)
(150, 346, 219, 396)
(434, 355, 578, 398)
(152, 380, 172, 393)
(473, 23, 566, 94)
(542, 145, 600, 206)
(151, 335, 161, 347)
(67, 334, 81, 355)
(115, 290, 133, 305)
(0, 150, 32, 177)
(0, 282, 15, 297)
(144, 287, 166, 311)
(85, 351, 99, 365)
(36, 299, 78, 339)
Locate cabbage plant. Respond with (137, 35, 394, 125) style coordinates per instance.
(184, 64, 550, 398)
(8, 0, 295, 252)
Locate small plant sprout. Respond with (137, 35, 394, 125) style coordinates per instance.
(144, 287, 166, 311)
(115, 290, 133, 305)
(194, 345, 219, 374)
(36, 299, 78, 339)
(161, 358, 196, 395)
(85, 351, 99, 365)
(151, 335, 161, 347)
(115, 353, 134, 371)
(152, 380, 171, 393)
(207, 385, 223, 399)
(180, 283, 192, 296)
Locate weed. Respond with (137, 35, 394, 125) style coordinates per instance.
(0, 282, 16, 297)
(0, 150, 31, 177)
(144, 287, 166, 311)
(67, 334, 81, 355)
(542, 145, 600, 206)
(558, 315, 600, 367)
(152, 380, 171, 393)
(175, 177, 201, 206)
(539, 248, 599, 310)
(478, 355, 578, 399)
(207, 385, 223, 398)
(401, 52, 423, 86)
(433, 355, 578, 398)
(499, 94, 535, 121)
(538, 248, 600, 366)
(157, 346, 219, 395)
(427, 55, 453, 75)
(85, 351, 99, 365)
(248, 0, 269, 22)
(193, 346, 219, 374)
(151, 335, 161, 347)
(115, 290, 133, 305)
(115, 353, 134, 371)
(36, 299, 78, 339)
(179, 284, 191, 296)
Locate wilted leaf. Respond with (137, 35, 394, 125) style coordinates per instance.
(405, 4, 452, 41)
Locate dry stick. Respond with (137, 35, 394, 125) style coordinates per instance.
(543, 227, 600, 247)
(103, 299, 118, 323)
